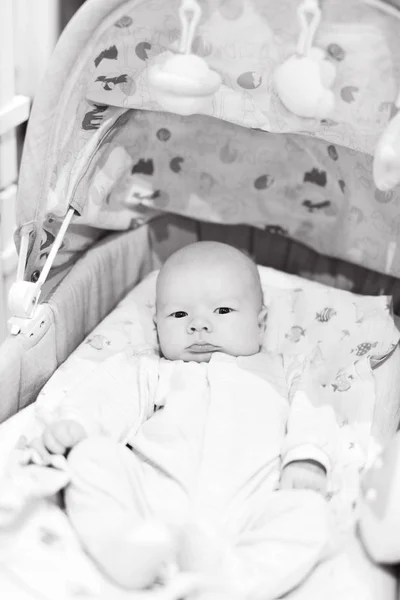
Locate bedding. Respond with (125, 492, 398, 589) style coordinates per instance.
(0, 266, 399, 600)
(32, 265, 399, 444)
(264, 276, 400, 448)
(0, 450, 395, 600)
(7, 0, 400, 596)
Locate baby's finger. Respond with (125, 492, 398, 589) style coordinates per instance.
(53, 422, 85, 449)
(51, 423, 75, 448)
(29, 438, 53, 465)
(43, 429, 66, 455)
(66, 421, 86, 445)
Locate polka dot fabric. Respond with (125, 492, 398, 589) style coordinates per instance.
(40, 0, 400, 279)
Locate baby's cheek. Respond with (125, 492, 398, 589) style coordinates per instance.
(157, 326, 173, 355)
(159, 325, 187, 359)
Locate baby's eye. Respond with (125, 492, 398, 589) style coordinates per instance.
(170, 311, 188, 318)
(215, 307, 233, 315)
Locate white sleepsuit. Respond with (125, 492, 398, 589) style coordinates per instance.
(56, 350, 334, 599)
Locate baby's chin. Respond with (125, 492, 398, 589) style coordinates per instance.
(163, 350, 214, 363)
(161, 345, 262, 362)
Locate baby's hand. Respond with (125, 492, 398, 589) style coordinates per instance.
(280, 460, 327, 496)
(30, 420, 87, 465)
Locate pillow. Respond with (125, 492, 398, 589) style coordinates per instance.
(263, 280, 400, 448)
(264, 285, 399, 381)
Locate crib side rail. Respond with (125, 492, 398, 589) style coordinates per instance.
(0, 225, 154, 424)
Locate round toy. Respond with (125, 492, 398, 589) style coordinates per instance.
(148, 0, 221, 116)
(274, 0, 336, 120)
(148, 52, 221, 116)
(274, 50, 335, 120)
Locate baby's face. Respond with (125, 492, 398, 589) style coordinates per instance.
(155, 256, 265, 363)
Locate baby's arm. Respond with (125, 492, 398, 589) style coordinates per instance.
(280, 355, 338, 495)
(30, 352, 158, 464)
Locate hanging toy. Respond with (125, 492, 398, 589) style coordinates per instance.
(373, 90, 400, 191)
(148, 0, 221, 116)
(273, 0, 336, 119)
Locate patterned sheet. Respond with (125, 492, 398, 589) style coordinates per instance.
(265, 285, 397, 400)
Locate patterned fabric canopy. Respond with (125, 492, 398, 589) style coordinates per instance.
(16, 0, 400, 280)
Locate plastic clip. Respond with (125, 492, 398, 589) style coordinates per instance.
(8, 208, 75, 336)
(179, 0, 202, 55)
(296, 0, 321, 56)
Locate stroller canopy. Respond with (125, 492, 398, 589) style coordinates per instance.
(16, 0, 400, 281)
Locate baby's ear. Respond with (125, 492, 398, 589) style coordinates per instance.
(258, 306, 268, 331)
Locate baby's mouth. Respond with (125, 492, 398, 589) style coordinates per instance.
(187, 343, 219, 353)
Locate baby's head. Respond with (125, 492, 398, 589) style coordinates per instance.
(155, 241, 267, 362)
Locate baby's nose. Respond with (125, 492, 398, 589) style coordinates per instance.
(188, 317, 212, 332)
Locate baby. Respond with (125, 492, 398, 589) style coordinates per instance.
(32, 242, 332, 599)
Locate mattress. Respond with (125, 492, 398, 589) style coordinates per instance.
(0, 265, 399, 600)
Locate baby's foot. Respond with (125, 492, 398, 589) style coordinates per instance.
(175, 521, 245, 599)
(104, 520, 176, 589)
(177, 521, 227, 575)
